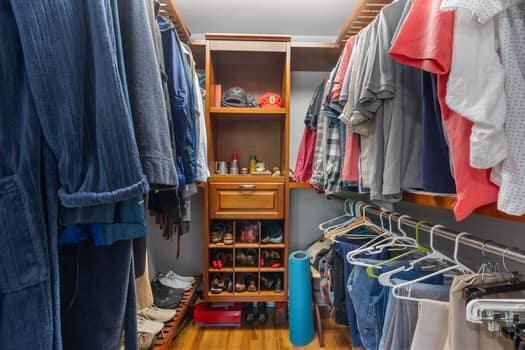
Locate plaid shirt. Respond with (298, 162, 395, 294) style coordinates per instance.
(310, 109, 326, 189)
(323, 110, 343, 195)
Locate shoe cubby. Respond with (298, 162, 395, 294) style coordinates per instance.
(203, 35, 290, 303)
(260, 220, 284, 245)
(260, 272, 284, 294)
(235, 272, 259, 294)
(209, 220, 234, 245)
(209, 272, 234, 295)
(235, 248, 259, 268)
(259, 248, 284, 270)
(209, 248, 234, 271)
(235, 221, 260, 244)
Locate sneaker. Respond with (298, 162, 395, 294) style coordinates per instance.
(138, 332, 156, 350)
(138, 305, 176, 323)
(158, 273, 192, 291)
(151, 278, 184, 309)
(137, 315, 164, 335)
(164, 270, 195, 284)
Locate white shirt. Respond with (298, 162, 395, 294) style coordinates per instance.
(442, 2, 507, 169)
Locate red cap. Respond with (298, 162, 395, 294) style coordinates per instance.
(259, 92, 282, 108)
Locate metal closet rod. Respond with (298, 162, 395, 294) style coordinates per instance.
(360, 205, 525, 266)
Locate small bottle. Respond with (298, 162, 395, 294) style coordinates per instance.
(249, 155, 257, 174)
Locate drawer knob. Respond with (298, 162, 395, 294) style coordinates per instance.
(239, 184, 256, 190)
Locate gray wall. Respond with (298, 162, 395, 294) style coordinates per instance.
(148, 71, 525, 277)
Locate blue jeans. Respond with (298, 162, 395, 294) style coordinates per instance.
(347, 259, 444, 350)
(334, 240, 388, 347)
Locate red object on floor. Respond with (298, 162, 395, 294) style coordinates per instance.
(193, 303, 242, 327)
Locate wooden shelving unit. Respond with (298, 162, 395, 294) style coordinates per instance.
(152, 276, 201, 350)
(203, 34, 290, 303)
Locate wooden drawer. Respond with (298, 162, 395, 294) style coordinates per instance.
(209, 182, 284, 219)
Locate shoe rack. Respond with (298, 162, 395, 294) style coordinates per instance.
(202, 34, 291, 303)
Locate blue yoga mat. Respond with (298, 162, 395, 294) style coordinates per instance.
(288, 250, 315, 347)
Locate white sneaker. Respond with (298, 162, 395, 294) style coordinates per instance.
(138, 305, 176, 323)
(137, 315, 164, 335)
(158, 273, 192, 291)
(165, 270, 195, 284)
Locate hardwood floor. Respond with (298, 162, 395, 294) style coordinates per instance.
(171, 314, 352, 350)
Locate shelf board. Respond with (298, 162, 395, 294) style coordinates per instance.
(402, 192, 525, 223)
(235, 267, 259, 272)
(289, 181, 312, 189)
(260, 267, 284, 272)
(208, 243, 235, 249)
(209, 268, 234, 272)
(260, 243, 285, 248)
(234, 243, 260, 248)
(259, 290, 286, 298)
(210, 107, 286, 116)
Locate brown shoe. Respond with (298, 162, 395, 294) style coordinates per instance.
(223, 232, 234, 245)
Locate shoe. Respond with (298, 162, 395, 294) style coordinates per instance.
(158, 272, 192, 291)
(262, 221, 283, 244)
(138, 305, 176, 323)
(212, 251, 226, 269)
(261, 233, 271, 244)
(270, 231, 283, 244)
(210, 274, 224, 294)
(245, 249, 258, 266)
(164, 270, 195, 284)
(240, 224, 258, 242)
(260, 274, 274, 290)
(223, 232, 234, 245)
(246, 274, 258, 292)
(224, 277, 234, 293)
(256, 302, 268, 324)
(138, 332, 156, 350)
(151, 278, 184, 309)
(236, 251, 247, 265)
(235, 280, 246, 292)
(274, 277, 283, 293)
(243, 303, 256, 325)
(270, 251, 282, 268)
(137, 315, 164, 335)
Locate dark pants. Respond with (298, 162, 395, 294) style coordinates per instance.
(60, 239, 137, 350)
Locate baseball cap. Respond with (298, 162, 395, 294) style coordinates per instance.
(259, 92, 282, 108)
(222, 86, 248, 107)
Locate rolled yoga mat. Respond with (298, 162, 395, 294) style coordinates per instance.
(288, 250, 315, 347)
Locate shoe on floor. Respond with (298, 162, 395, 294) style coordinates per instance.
(138, 305, 176, 323)
(158, 272, 192, 290)
(137, 315, 164, 335)
(164, 270, 195, 284)
(138, 332, 156, 350)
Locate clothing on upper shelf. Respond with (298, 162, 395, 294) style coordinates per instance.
(296, 0, 525, 219)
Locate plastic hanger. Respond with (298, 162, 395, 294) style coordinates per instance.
(366, 220, 430, 278)
(378, 223, 472, 286)
(319, 199, 357, 232)
(329, 204, 381, 243)
(391, 232, 474, 301)
(347, 214, 419, 268)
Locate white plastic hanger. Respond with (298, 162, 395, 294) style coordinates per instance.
(466, 299, 525, 324)
(319, 199, 358, 232)
(347, 214, 419, 267)
(391, 232, 475, 301)
(378, 224, 473, 287)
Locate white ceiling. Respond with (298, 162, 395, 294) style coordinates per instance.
(177, 0, 358, 41)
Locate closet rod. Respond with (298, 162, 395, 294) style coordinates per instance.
(359, 205, 525, 266)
